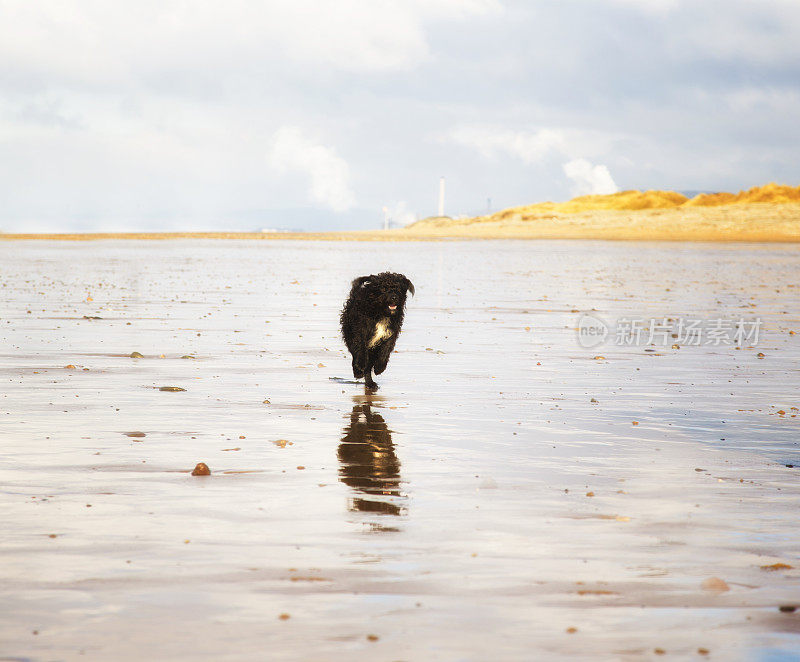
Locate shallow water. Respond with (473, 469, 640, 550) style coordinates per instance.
(1, 239, 799, 661)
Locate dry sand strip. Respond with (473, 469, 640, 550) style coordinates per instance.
(2, 202, 800, 242)
(0, 230, 409, 242)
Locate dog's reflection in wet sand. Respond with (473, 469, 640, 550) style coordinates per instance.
(338, 402, 405, 517)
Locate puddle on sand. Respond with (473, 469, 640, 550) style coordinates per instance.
(338, 397, 406, 518)
(0, 239, 799, 661)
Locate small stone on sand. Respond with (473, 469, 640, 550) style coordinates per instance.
(191, 462, 211, 476)
(130, 352, 144, 358)
(701, 577, 730, 592)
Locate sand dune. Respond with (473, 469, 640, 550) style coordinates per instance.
(2, 183, 799, 242)
(404, 182, 800, 242)
(401, 201, 800, 242)
(409, 182, 800, 221)
(685, 182, 800, 207)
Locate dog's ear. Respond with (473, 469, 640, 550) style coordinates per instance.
(404, 277, 415, 297)
(351, 275, 371, 290)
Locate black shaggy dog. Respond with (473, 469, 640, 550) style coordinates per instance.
(340, 272, 415, 390)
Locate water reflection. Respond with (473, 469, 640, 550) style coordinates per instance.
(338, 400, 405, 518)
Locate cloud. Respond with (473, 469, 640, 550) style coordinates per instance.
(0, 0, 501, 82)
(449, 126, 566, 164)
(383, 201, 418, 227)
(450, 125, 620, 197)
(608, 0, 681, 13)
(268, 126, 356, 212)
(1, 0, 798, 231)
(563, 158, 619, 195)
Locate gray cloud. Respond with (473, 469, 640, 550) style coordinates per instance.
(0, 0, 797, 231)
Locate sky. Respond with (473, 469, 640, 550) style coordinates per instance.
(1, 0, 799, 232)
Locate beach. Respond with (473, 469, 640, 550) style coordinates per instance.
(1, 239, 799, 660)
(3, 201, 800, 243)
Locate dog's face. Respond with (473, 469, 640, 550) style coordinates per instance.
(355, 272, 415, 316)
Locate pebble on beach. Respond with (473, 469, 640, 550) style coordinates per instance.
(701, 577, 730, 592)
(191, 463, 211, 476)
(130, 351, 144, 358)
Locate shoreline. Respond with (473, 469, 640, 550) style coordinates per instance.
(2, 232, 799, 243)
(2, 201, 799, 243)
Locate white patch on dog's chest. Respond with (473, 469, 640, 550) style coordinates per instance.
(368, 318, 393, 348)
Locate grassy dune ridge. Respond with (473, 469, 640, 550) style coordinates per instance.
(404, 182, 800, 241)
(462, 182, 800, 220)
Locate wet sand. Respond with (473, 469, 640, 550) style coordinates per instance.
(1, 240, 799, 661)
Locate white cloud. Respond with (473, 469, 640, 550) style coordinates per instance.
(563, 158, 619, 196)
(0, 0, 797, 230)
(268, 126, 356, 212)
(383, 201, 417, 226)
(450, 125, 620, 197)
(0, 1, 501, 81)
(449, 126, 565, 164)
(608, 0, 681, 13)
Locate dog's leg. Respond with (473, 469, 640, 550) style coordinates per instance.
(373, 336, 396, 375)
(351, 352, 364, 379)
(364, 351, 378, 390)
